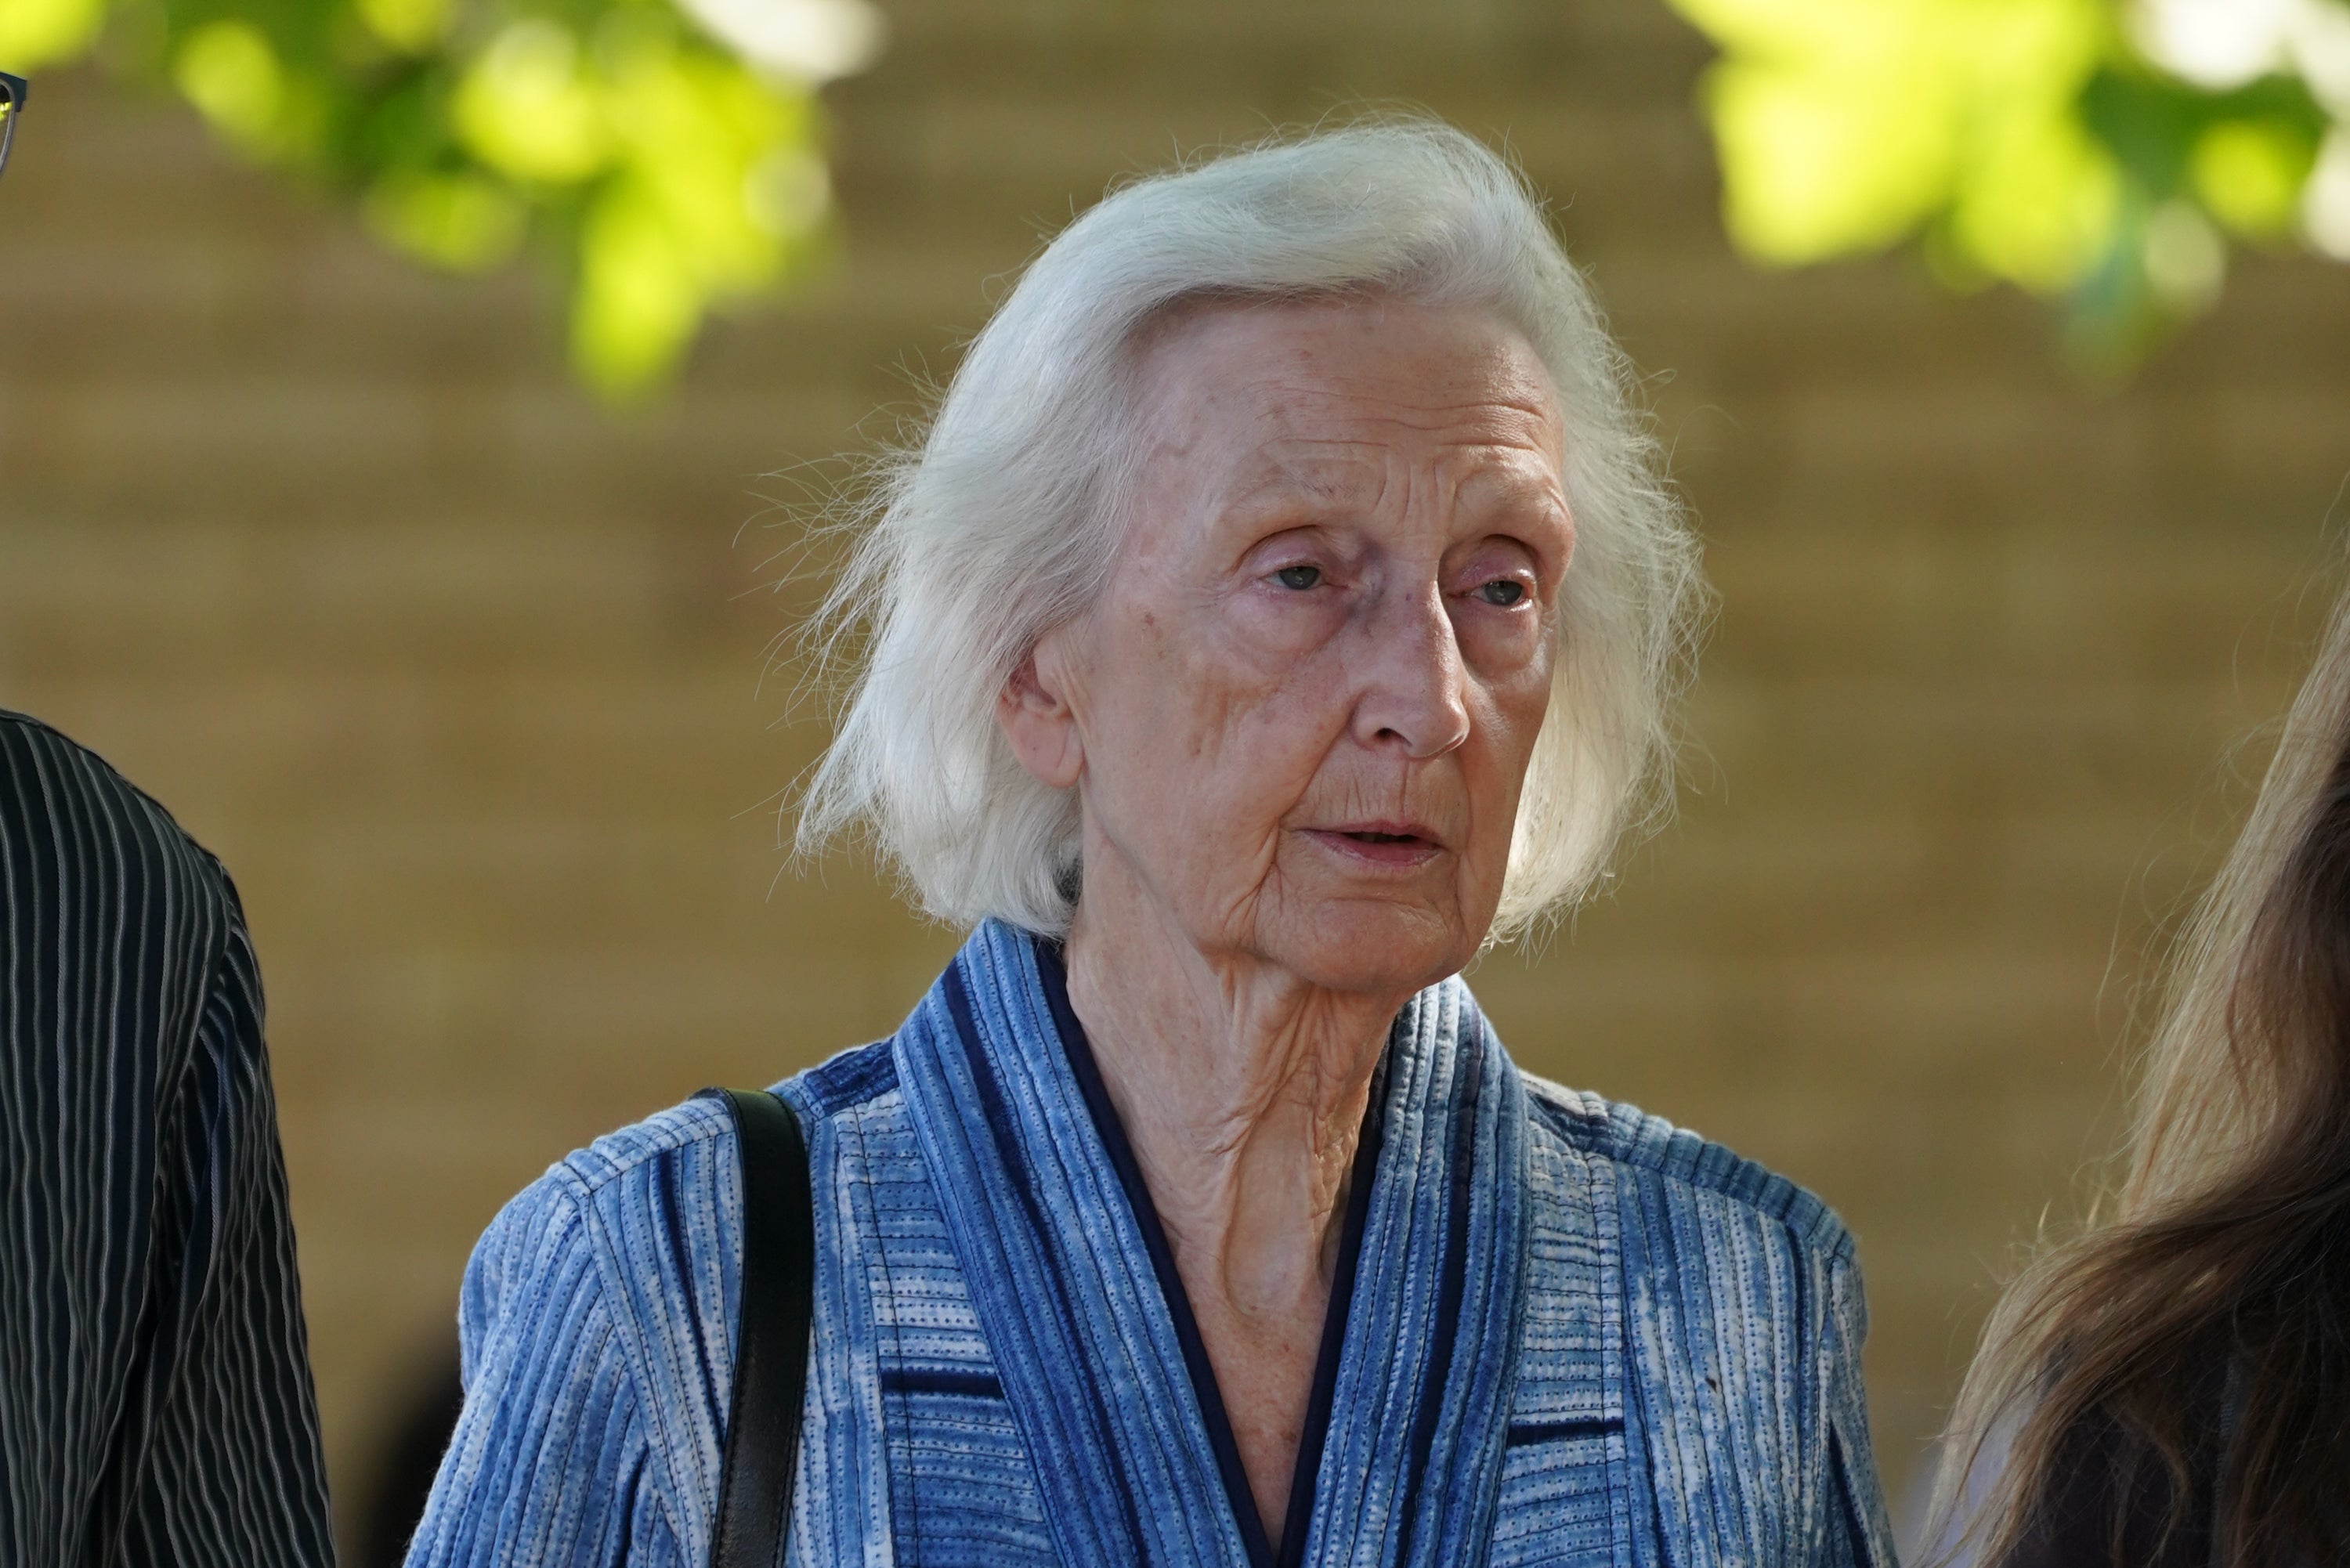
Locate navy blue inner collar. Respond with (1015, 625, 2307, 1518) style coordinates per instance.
(1035, 941, 1385, 1568)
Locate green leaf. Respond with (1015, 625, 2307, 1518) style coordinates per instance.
(1669, 0, 2349, 368)
(21, 0, 862, 400)
(0, 0, 107, 71)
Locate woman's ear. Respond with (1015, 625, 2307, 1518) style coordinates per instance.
(996, 634, 1085, 789)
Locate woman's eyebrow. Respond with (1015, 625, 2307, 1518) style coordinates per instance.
(1218, 449, 1386, 512)
(1452, 449, 1571, 512)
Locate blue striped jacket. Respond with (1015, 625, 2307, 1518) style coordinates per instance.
(407, 922, 1895, 1567)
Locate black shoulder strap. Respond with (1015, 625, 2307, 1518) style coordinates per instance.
(710, 1089, 815, 1568)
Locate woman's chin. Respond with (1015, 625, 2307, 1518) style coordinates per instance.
(1256, 894, 1485, 998)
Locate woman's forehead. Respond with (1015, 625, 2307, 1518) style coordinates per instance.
(1129, 299, 1564, 481)
(1205, 440, 1564, 519)
(1137, 295, 1556, 410)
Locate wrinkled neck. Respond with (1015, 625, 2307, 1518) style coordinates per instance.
(1059, 903, 1395, 1310)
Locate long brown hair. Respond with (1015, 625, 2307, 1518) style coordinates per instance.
(1934, 580, 2350, 1566)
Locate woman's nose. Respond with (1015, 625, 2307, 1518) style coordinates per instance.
(1351, 582, 1472, 759)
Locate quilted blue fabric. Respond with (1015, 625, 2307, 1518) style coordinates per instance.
(405, 921, 1896, 1566)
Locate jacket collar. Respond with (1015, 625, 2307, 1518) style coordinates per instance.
(891, 920, 1534, 1568)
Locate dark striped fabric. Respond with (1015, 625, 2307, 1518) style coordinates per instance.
(0, 711, 334, 1566)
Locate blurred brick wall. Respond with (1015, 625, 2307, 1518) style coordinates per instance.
(5, 0, 2348, 1548)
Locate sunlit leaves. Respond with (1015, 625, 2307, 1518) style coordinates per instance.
(363, 168, 526, 267)
(2191, 119, 2317, 235)
(454, 20, 610, 183)
(354, 0, 450, 54)
(1678, 0, 2112, 271)
(174, 20, 289, 153)
(0, 0, 107, 72)
(12, 0, 868, 397)
(1666, 0, 2350, 363)
(566, 23, 816, 392)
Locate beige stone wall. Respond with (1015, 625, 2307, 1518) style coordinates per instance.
(5, 0, 2349, 1547)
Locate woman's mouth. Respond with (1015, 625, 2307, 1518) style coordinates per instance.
(1302, 822, 1447, 868)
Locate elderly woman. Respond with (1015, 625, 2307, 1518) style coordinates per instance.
(407, 123, 1893, 1567)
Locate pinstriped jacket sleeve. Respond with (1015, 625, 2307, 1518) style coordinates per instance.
(114, 894, 339, 1565)
(403, 1169, 686, 1568)
(0, 711, 334, 1567)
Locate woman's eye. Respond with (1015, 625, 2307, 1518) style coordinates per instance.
(1273, 564, 1321, 591)
(1475, 579, 1528, 607)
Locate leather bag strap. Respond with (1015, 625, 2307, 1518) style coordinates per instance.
(710, 1088, 815, 1568)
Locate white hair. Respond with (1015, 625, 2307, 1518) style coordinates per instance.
(797, 119, 1704, 940)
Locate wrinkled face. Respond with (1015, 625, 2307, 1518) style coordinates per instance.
(1004, 295, 1573, 995)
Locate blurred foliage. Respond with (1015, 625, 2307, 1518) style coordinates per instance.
(0, 0, 877, 395)
(1665, 0, 2350, 363)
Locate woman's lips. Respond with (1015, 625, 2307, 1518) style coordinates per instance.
(1300, 822, 1447, 868)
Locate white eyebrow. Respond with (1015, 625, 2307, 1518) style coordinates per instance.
(1216, 446, 1391, 514)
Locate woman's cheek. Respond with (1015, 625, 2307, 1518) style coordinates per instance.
(1455, 609, 1548, 683)
(1473, 661, 1555, 774)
